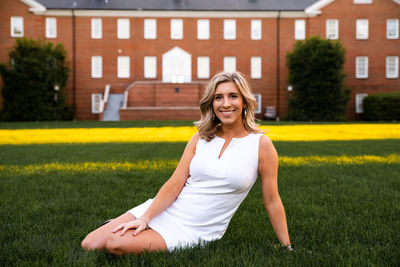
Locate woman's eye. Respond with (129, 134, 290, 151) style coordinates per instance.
(215, 96, 222, 100)
(231, 95, 238, 98)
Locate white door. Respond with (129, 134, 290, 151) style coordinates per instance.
(162, 47, 191, 83)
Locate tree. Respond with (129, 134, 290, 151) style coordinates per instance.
(0, 38, 72, 121)
(286, 36, 350, 121)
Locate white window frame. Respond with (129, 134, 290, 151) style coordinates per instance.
(91, 18, 102, 39)
(386, 56, 399, 79)
(251, 20, 262, 40)
(117, 56, 130, 78)
(170, 19, 183, 40)
(197, 57, 210, 79)
(387, 19, 399, 39)
(326, 19, 339, 40)
(356, 19, 369, 40)
(91, 93, 103, 114)
(144, 56, 157, 78)
(224, 19, 236, 40)
(10, 17, 23, 37)
(253, 94, 262, 114)
(144, 19, 157, 39)
(224, 57, 236, 72)
(45, 17, 57, 38)
(295, 20, 306, 40)
(353, 0, 372, 4)
(197, 19, 210, 40)
(355, 93, 368, 114)
(117, 18, 130, 39)
(356, 56, 368, 79)
(91, 56, 102, 78)
(251, 57, 262, 79)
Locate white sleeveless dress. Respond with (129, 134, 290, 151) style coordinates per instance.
(128, 132, 263, 251)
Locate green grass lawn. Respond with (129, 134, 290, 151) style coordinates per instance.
(1, 121, 399, 266)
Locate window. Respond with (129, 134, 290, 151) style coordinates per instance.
(356, 56, 368, 79)
(251, 57, 262, 79)
(144, 19, 157, 39)
(353, 0, 372, 3)
(117, 56, 130, 78)
(144, 56, 157, 78)
(197, 19, 209, 40)
(10, 17, 23, 37)
(224, 57, 236, 72)
(197, 57, 210, 79)
(171, 19, 183, 39)
(253, 94, 262, 114)
(91, 18, 102, 39)
(224, 20, 236, 40)
(295, 20, 306, 40)
(91, 94, 103, 114)
(355, 93, 368, 114)
(117, 18, 130, 39)
(387, 19, 399, 39)
(91, 56, 102, 78)
(326, 19, 338, 40)
(386, 56, 399, 79)
(46, 17, 57, 38)
(356, 19, 369, 40)
(251, 20, 262, 40)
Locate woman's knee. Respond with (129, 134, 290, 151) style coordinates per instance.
(81, 234, 103, 251)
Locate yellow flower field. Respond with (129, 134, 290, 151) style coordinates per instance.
(1, 154, 399, 175)
(0, 124, 399, 145)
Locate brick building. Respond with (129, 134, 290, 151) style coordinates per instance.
(0, 0, 399, 120)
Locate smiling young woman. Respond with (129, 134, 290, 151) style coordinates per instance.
(81, 71, 292, 255)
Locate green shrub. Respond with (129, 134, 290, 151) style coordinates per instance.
(363, 92, 400, 121)
(0, 38, 73, 121)
(286, 36, 350, 121)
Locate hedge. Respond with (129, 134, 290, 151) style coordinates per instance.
(363, 92, 400, 121)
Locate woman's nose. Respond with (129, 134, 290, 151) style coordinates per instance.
(222, 97, 231, 107)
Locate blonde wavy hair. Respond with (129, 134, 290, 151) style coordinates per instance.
(195, 71, 263, 141)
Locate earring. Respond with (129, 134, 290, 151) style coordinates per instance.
(212, 113, 216, 120)
(243, 108, 247, 117)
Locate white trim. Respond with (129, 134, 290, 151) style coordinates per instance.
(355, 56, 368, 79)
(253, 94, 262, 114)
(20, 0, 46, 12)
(386, 56, 399, 79)
(144, 56, 157, 78)
(305, 0, 335, 15)
(33, 10, 311, 18)
(91, 56, 103, 78)
(355, 93, 368, 114)
(10, 17, 24, 37)
(91, 18, 102, 39)
(353, 0, 372, 4)
(91, 93, 103, 114)
(326, 19, 338, 39)
(45, 17, 57, 38)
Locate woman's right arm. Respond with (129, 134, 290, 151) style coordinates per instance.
(113, 132, 200, 235)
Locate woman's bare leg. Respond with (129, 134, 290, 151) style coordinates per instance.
(104, 228, 167, 255)
(81, 212, 167, 254)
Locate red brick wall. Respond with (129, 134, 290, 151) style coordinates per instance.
(310, 0, 400, 119)
(1, 0, 399, 121)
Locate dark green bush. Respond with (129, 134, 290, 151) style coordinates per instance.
(0, 38, 73, 121)
(363, 92, 400, 121)
(286, 36, 350, 121)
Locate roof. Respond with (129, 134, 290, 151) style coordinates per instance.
(35, 0, 320, 11)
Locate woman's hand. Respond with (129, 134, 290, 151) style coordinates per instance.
(111, 218, 148, 236)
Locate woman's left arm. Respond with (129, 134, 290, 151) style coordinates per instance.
(258, 135, 291, 246)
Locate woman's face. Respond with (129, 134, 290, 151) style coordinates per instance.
(212, 82, 245, 127)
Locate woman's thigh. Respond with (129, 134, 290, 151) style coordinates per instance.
(105, 228, 168, 255)
(82, 212, 135, 250)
